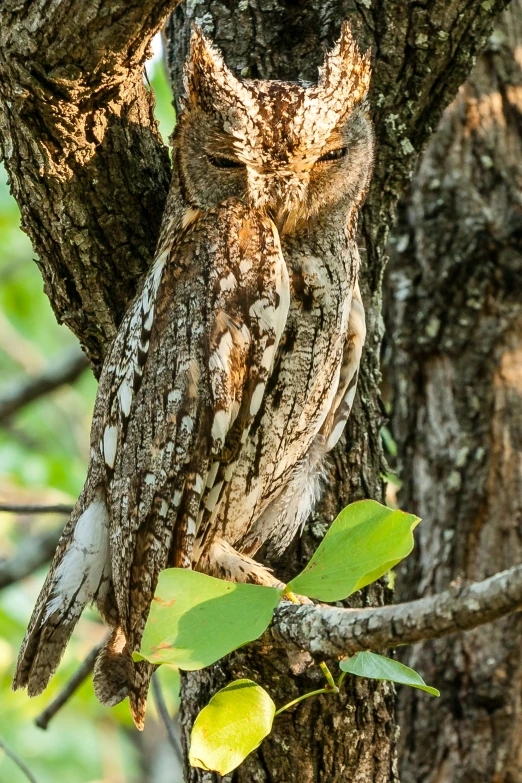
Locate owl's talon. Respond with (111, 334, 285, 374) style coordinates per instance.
(200, 538, 285, 588)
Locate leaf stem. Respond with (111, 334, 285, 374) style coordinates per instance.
(337, 671, 347, 688)
(319, 662, 339, 692)
(275, 688, 330, 716)
(283, 590, 300, 604)
(275, 662, 343, 716)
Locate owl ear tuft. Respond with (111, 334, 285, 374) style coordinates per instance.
(319, 21, 371, 110)
(184, 26, 247, 114)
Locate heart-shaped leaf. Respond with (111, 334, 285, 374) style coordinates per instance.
(135, 569, 282, 669)
(286, 500, 420, 601)
(190, 679, 276, 775)
(340, 651, 439, 696)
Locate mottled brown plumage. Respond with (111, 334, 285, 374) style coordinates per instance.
(13, 22, 373, 729)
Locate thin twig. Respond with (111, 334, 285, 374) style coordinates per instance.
(1, 420, 40, 449)
(152, 673, 183, 764)
(0, 527, 62, 589)
(273, 563, 522, 658)
(0, 349, 89, 424)
(34, 639, 107, 730)
(0, 734, 39, 783)
(0, 504, 73, 514)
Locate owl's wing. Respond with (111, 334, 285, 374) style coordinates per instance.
(12, 239, 174, 700)
(14, 203, 289, 729)
(320, 279, 366, 450)
(96, 202, 289, 725)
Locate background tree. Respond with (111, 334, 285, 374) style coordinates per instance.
(386, 2, 522, 780)
(0, 0, 518, 781)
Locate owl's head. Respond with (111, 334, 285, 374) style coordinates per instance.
(173, 23, 373, 234)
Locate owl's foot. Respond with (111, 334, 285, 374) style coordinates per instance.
(200, 539, 313, 603)
(202, 538, 285, 588)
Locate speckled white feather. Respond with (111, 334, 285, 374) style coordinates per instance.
(44, 495, 110, 621)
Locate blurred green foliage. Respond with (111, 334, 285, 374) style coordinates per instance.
(0, 48, 178, 783)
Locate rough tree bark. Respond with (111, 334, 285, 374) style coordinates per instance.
(0, 0, 512, 781)
(0, 0, 178, 371)
(386, 3, 522, 781)
(164, 3, 511, 781)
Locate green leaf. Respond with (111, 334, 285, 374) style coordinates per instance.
(286, 500, 420, 601)
(190, 679, 276, 775)
(340, 652, 440, 696)
(135, 568, 282, 669)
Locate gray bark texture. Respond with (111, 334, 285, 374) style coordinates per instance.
(385, 2, 522, 781)
(0, 0, 514, 781)
(272, 562, 522, 657)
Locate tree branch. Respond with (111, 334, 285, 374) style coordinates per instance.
(0, 350, 89, 423)
(0, 527, 63, 590)
(152, 673, 183, 765)
(0, 735, 39, 783)
(273, 564, 522, 658)
(34, 639, 107, 730)
(0, 0, 182, 371)
(0, 504, 72, 514)
(0, 0, 181, 76)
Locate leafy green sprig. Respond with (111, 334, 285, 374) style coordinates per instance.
(135, 500, 438, 775)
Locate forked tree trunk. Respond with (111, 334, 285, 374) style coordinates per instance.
(165, 2, 511, 780)
(386, 3, 522, 781)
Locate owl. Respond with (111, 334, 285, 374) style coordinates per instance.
(13, 22, 373, 729)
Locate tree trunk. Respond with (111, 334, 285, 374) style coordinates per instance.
(386, 3, 522, 781)
(0, 0, 177, 372)
(164, 2, 511, 780)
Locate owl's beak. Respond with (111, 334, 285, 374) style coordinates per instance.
(266, 186, 304, 235)
(269, 206, 291, 235)
(248, 168, 306, 235)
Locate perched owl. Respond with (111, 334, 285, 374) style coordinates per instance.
(13, 22, 373, 729)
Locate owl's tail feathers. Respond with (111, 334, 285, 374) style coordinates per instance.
(12, 492, 111, 697)
(93, 628, 154, 730)
(129, 659, 155, 731)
